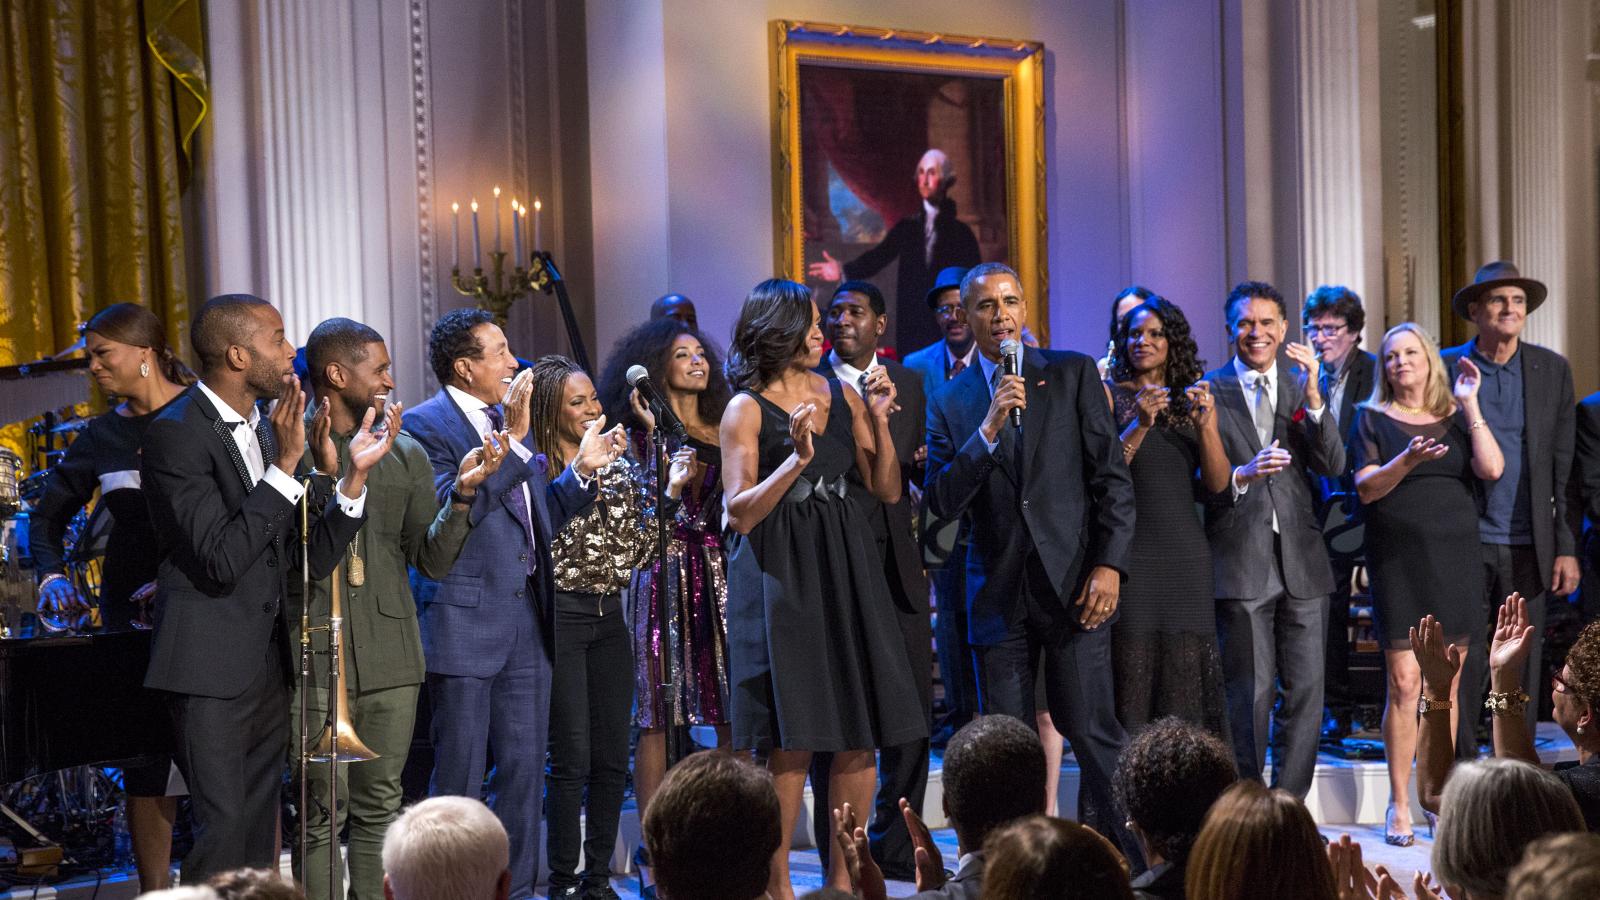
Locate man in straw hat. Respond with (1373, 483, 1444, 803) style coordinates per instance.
(1441, 261, 1579, 756)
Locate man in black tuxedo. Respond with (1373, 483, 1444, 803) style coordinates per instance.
(924, 262, 1135, 852)
(1441, 261, 1580, 750)
(141, 294, 391, 881)
(808, 280, 931, 879)
(1204, 281, 1345, 798)
(1301, 285, 1377, 739)
(808, 149, 982, 353)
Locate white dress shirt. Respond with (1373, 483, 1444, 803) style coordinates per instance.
(828, 350, 882, 398)
(446, 384, 536, 511)
(1227, 358, 1324, 521)
(196, 380, 367, 517)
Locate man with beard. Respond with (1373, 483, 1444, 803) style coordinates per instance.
(141, 295, 392, 881)
(808, 280, 930, 880)
(809, 149, 982, 353)
(292, 318, 508, 900)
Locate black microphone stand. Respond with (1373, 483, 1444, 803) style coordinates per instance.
(649, 414, 688, 766)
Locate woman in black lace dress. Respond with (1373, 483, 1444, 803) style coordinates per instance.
(721, 279, 927, 899)
(1105, 296, 1233, 739)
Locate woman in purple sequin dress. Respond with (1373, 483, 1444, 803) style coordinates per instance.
(598, 319, 734, 822)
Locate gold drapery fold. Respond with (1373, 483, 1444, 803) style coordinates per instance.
(0, 0, 205, 375)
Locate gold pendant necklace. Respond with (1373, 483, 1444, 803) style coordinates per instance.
(346, 533, 365, 587)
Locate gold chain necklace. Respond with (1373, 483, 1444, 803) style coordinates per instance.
(1389, 400, 1428, 415)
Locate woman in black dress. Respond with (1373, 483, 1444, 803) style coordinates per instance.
(1105, 296, 1233, 737)
(721, 279, 926, 899)
(31, 303, 193, 891)
(1353, 322, 1501, 845)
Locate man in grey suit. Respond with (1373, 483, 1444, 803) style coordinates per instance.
(1441, 261, 1580, 753)
(1204, 281, 1345, 798)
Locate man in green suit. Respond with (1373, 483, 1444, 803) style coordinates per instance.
(291, 318, 506, 900)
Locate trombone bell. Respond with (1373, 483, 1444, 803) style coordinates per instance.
(307, 570, 379, 764)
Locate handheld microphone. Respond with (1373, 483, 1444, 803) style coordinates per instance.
(1000, 339, 1023, 429)
(626, 365, 688, 439)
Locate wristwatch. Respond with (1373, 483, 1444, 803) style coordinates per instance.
(1418, 696, 1453, 715)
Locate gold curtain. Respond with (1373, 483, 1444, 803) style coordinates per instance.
(0, 0, 206, 369)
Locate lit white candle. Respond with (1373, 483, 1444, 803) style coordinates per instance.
(451, 202, 460, 269)
(492, 186, 502, 254)
(512, 200, 522, 262)
(470, 199, 481, 269)
(533, 197, 542, 252)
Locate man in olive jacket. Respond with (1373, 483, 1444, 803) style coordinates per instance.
(289, 319, 504, 900)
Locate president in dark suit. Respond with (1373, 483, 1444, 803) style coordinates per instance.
(1203, 281, 1345, 799)
(924, 262, 1136, 852)
(808, 280, 931, 879)
(808, 149, 982, 353)
(1301, 285, 1377, 739)
(1440, 261, 1580, 751)
(402, 308, 620, 898)
(141, 295, 381, 882)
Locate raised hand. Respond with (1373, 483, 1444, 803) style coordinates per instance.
(900, 798, 945, 892)
(1327, 833, 1388, 899)
(862, 364, 899, 420)
(666, 446, 696, 498)
(629, 386, 656, 433)
(501, 368, 533, 441)
(1285, 342, 1323, 407)
(270, 376, 308, 472)
(1187, 380, 1216, 430)
(456, 429, 510, 495)
(1133, 385, 1170, 428)
(788, 402, 817, 465)
(1399, 435, 1449, 466)
(575, 416, 628, 478)
(309, 397, 338, 475)
(1454, 357, 1483, 403)
(1409, 615, 1462, 698)
(806, 249, 843, 283)
(348, 401, 401, 474)
(1489, 592, 1536, 686)
(1238, 439, 1292, 484)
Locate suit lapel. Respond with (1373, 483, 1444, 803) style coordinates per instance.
(192, 387, 256, 493)
(1274, 362, 1295, 444)
(1021, 347, 1050, 475)
(1212, 364, 1260, 453)
(1523, 348, 1544, 461)
(440, 389, 534, 541)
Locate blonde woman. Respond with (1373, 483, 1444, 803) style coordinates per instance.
(1352, 322, 1503, 845)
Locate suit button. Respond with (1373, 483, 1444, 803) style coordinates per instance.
(519, 553, 528, 562)
(515, 589, 525, 598)
(267, 557, 277, 567)
(262, 602, 273, 613)
(1022, 499, 1030, 510)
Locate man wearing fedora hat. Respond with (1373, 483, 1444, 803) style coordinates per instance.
(1442, 260, 1579, 754)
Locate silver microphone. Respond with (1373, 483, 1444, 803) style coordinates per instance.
(1000, 339, 1023, 429)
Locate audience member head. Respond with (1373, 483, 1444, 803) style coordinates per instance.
(1301, 285, 1365, 368)
(381, 796, 510, 900)
(925, 266, 972, 353)
(1505, 832, 1600, 900)
(959, 262, 1026, 363)
(1108, 286, 1156, 346)
(306, 317, 391, 421)
(1432, 758, 1585, 900)
(597, 317, 729, 435)
(650, 293, 699, 330)
(526, 355, 594, 463)
(643, 750, 782, 900)
(917, 148, 955, 203)
(1223, 281, 1287, 373)
(1367, 323, 1452, 417)
(797, 890, 856, 900)
(942, 714, 1046, 853)
(428, 307, 515, 405)
(1108, 297, 1206, 422)
(85, 302, 196, 394)
(1185, 781, 1336, 900)
(1554, 620, 1600, 754)
(825, 280, 888, 366)
(981, 815, 1133, 900)
(190, 294, 295, 398)
(726, 279, 820, 391)
(1113, 717, 1237, 867)
(206, 868, 305, 900)
(137, 889, 220, 900)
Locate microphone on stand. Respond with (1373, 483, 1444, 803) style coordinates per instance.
(627, 365, 688, 439)
(1000, 339, 1023, 429)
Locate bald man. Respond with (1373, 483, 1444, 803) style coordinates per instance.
(809, 148, 982, 352)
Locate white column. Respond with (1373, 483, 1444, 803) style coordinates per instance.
(1500, 0, 1564, 352)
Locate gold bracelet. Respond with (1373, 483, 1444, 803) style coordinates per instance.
(1485, 690, 1530, 717)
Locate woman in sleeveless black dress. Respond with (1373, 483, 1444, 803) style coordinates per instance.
(30, 304, 194, 892)
(721, 279, 926, 899)
(1105, 297, 1234, 739)
(1353, 322, 1502, 845)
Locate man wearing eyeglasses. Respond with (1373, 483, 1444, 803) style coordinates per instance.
(1302, 286, 1376, 740)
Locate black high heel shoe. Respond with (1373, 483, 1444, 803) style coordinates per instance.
(634, 845, 657, 900)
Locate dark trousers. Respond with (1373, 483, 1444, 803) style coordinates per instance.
(168, 634, 290, 884)
(1216, 548, 1327, 799)
(1324, 556, 1356, 729)
(811, 599, 932, 880)
(971, 589, 1131, 860)
(547, 594, 635, 889)
(428, 597, 551, 900)
(931, 554, 977, 735)
(1456, 542, 1546, 758)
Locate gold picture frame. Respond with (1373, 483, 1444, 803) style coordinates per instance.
(770, 20, 1049, 345)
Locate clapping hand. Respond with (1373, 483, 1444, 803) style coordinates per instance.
(1133, 385, 1170, 428)
(1238, 440, 1292, 484)
(1399, 435, 1449, 466)
(1285, 342, 1323, 406)
(575, 415, 628, 478)
(862, 364, 899, 420)
(270, 376, 309, 473)
(1328, 834, 1406, 899)
(1453, 357, 1483, 403)
(310, 397, 338, 475)
(501, 369, 533, 441)
(666, 446, 696, 498)
(1186, 380, 1216, 430)
(832, 802, 885, 900)
(900, 797, 946, 892)
(1409, 614, 1462, 698)
(788, 403, 817, 465)
(348, 401, 402, 475)
(455, 430, 510, 495)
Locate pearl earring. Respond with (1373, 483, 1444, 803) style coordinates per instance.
(140, 361, 150, 378)
(1580, 725, 1587, 735)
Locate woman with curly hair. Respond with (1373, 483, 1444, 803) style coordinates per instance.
(721, 279, 926, 899)
(596, 317, 733, 898)
(1105, 295, 1233, 738)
